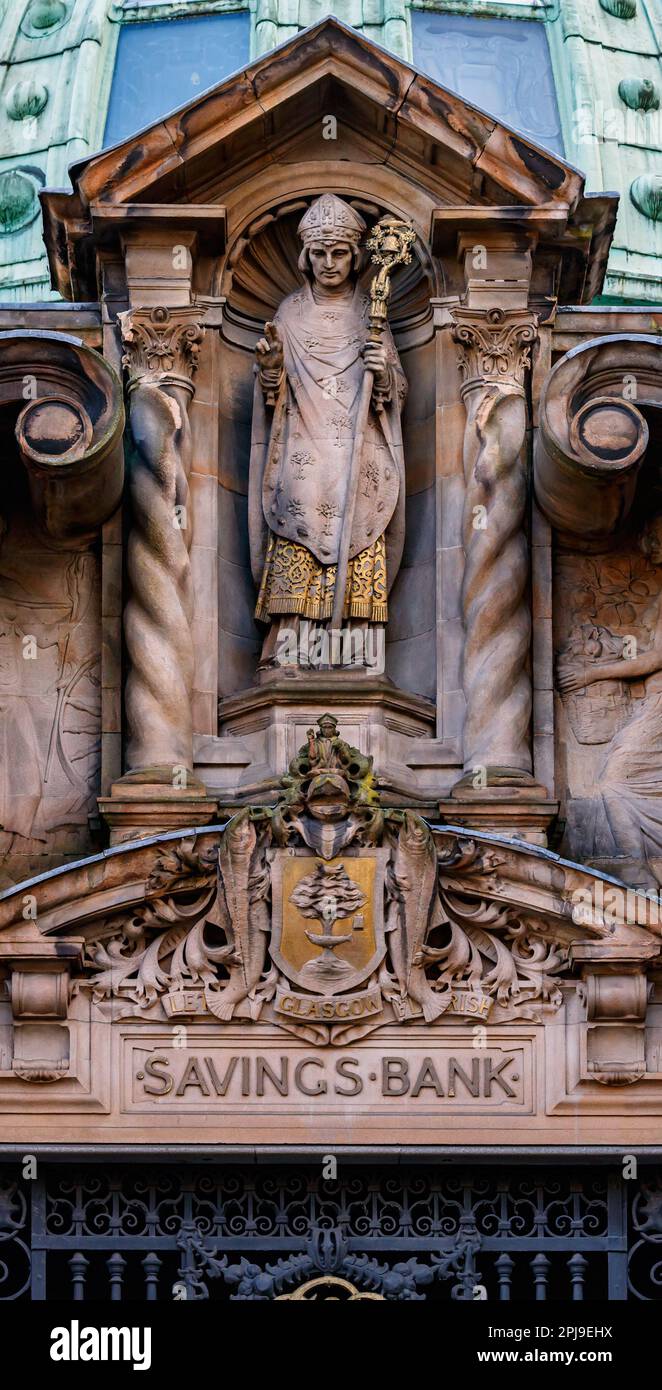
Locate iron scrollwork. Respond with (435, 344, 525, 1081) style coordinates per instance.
(175, 1224, 481, 1301)
(0, 1178, 31, 1300)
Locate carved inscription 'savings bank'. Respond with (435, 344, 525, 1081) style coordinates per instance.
(1, 15, 662, 1301)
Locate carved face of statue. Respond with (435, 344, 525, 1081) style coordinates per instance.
(307, 240, 354, 291)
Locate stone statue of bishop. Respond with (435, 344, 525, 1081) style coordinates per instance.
(248, 193, 407, 666)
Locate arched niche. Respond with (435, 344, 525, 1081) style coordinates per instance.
(213, 194, 439, 705)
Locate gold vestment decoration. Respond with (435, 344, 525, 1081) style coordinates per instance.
(255, 531, 387, 623)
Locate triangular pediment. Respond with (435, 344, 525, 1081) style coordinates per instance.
(41, 17, 616, 303)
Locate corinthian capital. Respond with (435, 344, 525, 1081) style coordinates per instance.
(118, 305, 205, 394)
(450, 307, 537, 395)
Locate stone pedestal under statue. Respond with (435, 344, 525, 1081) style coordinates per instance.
(198, 675, 448, 808)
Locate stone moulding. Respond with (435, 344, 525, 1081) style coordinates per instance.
(534, 333, 662, 541)
(0, 330, 124, 540)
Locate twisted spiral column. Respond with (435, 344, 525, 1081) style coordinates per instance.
(451, 307, 537, 785)
(119, 306, 204, 777)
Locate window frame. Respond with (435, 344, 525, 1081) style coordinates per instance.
(410, 0, 556, 23)
(113, 1, 250, 25)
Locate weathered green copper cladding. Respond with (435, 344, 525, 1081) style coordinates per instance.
(547, 0, 662, 301)
(0, 0, 119, 302)
(252, 0, 411, 57)
(1, 1, 661, 302)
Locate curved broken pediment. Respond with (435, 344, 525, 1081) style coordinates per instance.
(0, 796, 657, 1043)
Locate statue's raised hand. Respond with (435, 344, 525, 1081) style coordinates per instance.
(256, 322, 284, 405)
(255, 321, 284, 373)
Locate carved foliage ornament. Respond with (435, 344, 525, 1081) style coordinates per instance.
(0, 170, 41, 236)
(600, 0, 637, 18)
(630, 174, 662, 223)
(80, 717, 571, 1044)
(5, 79, 49, 122)
(176, 1225, 479, 1301)
(118, 306, 204, 393)
(451, 307, 537, 394)
(20, 1, 70, 37)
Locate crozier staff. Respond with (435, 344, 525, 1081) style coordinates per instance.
(248, 194, 408, 665)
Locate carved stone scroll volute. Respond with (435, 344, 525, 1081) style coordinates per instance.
(0, 333, 124, 545)
(534, 334, 662, 542)
(582, 970, 649, 1086)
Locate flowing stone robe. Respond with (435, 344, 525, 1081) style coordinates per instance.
(598, 681, 662, 882)
(249, 281, 407, 626)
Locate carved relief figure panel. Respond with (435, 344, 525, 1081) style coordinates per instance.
(0, 329, 123, 882)
(0, 502, 101, 889)
(555, 518, 662, 888)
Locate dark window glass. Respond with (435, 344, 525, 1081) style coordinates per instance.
(411, 11, 564, 156)
(104, 11, 251, 146)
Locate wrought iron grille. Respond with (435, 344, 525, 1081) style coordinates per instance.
(0, 1163, 643, 1301)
